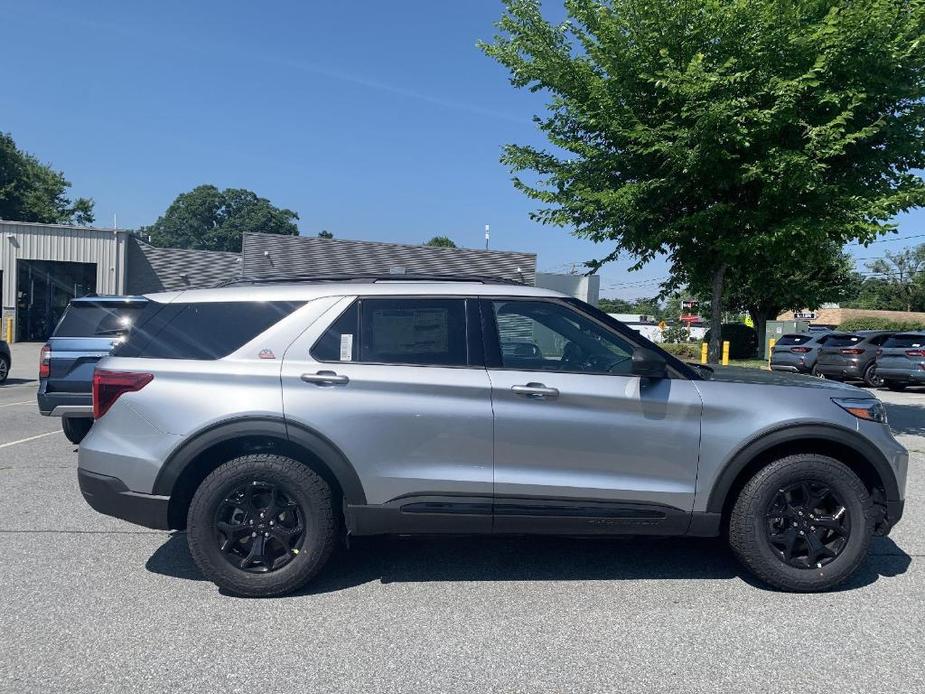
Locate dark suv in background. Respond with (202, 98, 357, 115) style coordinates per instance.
(814, 331, 893, 387)
(38, 295, 148, 443)
(876, 332, 925, 391)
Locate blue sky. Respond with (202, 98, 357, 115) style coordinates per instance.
(3, 1, 923, 299)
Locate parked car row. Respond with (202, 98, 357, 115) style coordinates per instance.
(771, 329, 925, 391)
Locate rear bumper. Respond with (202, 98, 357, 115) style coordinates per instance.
(770, 364, 801, 373)
(816, 363, 862, 379)
(37, 390, 92, 417)
(876, 368, 925, 382)
(77, 468, 170, 530)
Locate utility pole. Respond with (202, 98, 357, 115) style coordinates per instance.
(484, 224, 490, 250)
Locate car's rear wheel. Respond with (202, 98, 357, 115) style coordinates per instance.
(885, 380, 907, 392)
(729, 454, 874, 592)
(187, 453, 337, 597)
(62, 417, 93, 444)
(0, 355, 8, 384)
(863, 362, 884, 388)
(811, 365, 828, 379)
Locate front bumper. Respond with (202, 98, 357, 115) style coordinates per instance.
(78, 468, 170, 530)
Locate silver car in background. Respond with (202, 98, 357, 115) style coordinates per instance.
(876, 332, 925, 391)
(75, 277, 908, 597)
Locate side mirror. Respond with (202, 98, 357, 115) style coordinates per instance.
(632, 347, 667, 378)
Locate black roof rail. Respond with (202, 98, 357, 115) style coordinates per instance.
(214, 273, 526, 288)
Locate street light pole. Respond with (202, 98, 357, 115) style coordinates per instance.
(484, 224, 490, 249)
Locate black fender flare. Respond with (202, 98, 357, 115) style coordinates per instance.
(705, 423, 900, 514)
(152, 416, 367, 505)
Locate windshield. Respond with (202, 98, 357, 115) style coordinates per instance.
(882, 334, 925, 349)
(826, 334, 863, 348)
(53, 302, 147, 338)
(776, 334, 813, 346)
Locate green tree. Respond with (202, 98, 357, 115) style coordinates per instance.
(318, 230, 334, 239)
(481, 0, 925, 362)
(143, 185, 298, 252)
(681, 243, 856, 355)
(424, 235, 457, 248)
(857, 246, 925, 311)
(0, 132, 94, 224)
(597, 297, 635, 313)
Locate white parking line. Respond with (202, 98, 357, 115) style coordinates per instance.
(0, 400, 33, 408)
(0, 431, 62, 449)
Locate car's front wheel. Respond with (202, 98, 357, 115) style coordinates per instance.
(729, 454, 874, 592)
(187, 453, 337, 597)
(0, 355, 9, 384)
(62, 417, 93, 444)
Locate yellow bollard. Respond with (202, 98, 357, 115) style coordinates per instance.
(4, 317, 11, 344)
(768, 338, 776, 368)
(700, 342, 708, 364)
(722, 340, 730, 366)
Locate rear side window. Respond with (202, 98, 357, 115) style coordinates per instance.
(883, 334, 925, 349)
(312, 298, 468, 367)
(114, 301, 303, 360)
(54, 303, 147, 337)
(826, 334, 862, 347)
(776, 334, 812, 346)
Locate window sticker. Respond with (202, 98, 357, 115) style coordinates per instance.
(340, 334, 354, 361)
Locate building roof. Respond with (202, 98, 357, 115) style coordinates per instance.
(241, 232, 536, 284)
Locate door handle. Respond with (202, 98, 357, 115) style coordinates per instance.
(511, 383, 559, 399)
(301, 371, 349, 386)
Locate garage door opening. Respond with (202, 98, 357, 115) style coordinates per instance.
(16, 260, 97, 341)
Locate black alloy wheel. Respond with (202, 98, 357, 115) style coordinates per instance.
(214, 480, 305, 573)
(766, 481, 850, 569)
(863, 362, 884, 388)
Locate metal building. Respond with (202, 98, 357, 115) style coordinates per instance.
(1, 221, 129, 341)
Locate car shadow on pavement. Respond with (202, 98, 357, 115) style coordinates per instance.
(0, 377, 37, 387)
(145, 532, 912, 597)
(882, 402, 925, 437)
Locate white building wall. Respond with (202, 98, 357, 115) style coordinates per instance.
(534, 272, 600, 306)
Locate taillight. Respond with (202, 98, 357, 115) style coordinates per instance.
(906, 349, 925, 357)
(790, 347, 811, 353)
(92, 370, 153, 419)
(39, 344, 51, 379)
(840, 348, 864, 355)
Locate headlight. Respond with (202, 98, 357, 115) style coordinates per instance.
(832, 397, 887, 423)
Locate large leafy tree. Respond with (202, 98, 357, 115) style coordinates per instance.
(144, 185, 299, 252)
(482, 0, 925, 362)
(0, 132, 94, 225)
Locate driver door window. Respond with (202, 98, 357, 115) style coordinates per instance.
(490, 300, 634, 375)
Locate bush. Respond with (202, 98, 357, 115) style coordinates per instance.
(704, 323, 759, 359)
(837, 317, 925, 332)
(661, 324, 691, 344)
(660, 342, 701, 360)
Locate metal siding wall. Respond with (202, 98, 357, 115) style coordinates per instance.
(0, 222, 126, 309)
(241, 233, 537, 284)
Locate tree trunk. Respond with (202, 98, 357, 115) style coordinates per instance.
(708, 264, 727, 364)
(752, 311, 768, 360)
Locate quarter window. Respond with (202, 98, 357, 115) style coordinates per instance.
(491, 300, 634, 375)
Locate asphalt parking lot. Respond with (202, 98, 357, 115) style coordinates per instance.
(1, 342, 923, 693)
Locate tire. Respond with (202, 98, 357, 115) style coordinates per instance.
(62, 417, 93, 444)
(187, 454, 337, 597)
(811, 365, 828, 379)
(728, 454, 874, 592)
(885, 380, 907, 392)
(862, 362, 883, 388)
(0, 356, 8, 384)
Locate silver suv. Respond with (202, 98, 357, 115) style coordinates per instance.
(77, 278, 908, 597)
